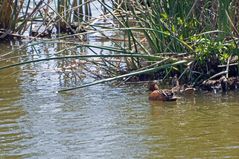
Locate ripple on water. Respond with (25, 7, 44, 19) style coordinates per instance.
(0, 101, 33, 158)
(2, 77, 239, 159)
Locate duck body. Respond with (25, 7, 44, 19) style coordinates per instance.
(177, 84, 196, 95)
(183, 87, 196, 95)
(149, 89, 177, 101)
(148, 81, 177, 101)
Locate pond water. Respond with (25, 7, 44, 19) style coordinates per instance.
(1, 42, 239, 159)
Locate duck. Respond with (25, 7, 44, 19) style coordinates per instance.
(171, 75, 196, 95)
(180, 84, 196, 95)
(148, 80, 177, 101)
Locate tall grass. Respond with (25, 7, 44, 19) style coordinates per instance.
(109, 0, 239, 84)
(0, 0, 93, 39)
(1, 0, 239, 91)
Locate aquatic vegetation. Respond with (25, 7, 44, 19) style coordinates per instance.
(0, 0, 239, 92)
(109, 0, 239, 86)
(0, 0, 92, 39)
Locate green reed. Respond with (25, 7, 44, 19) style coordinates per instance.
(110, 0, 239, 83)
(1, 0, 239, 91)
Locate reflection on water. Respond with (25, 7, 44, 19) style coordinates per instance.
(1, 42, 239, 158)
(0, 68, 30, 158)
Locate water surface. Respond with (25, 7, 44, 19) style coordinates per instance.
(0, 42, 239, 158)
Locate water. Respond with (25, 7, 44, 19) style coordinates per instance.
(1, 42, 239, 159)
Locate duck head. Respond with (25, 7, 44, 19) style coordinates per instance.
(148, 80, 159, 91)
(172, 75, 179, 87)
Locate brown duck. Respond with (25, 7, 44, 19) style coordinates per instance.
(148, 80, 177, 101)
(171, 75, 196, 95)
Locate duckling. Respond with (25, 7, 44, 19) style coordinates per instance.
(220, 76, 228, 92)
(181, 84, 196, 95)
(171, 75, 196, 95)
(148, 80, 177, 101)
(171, 75, 181, 93)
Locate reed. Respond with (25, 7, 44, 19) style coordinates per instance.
(0, 0, 94, 38)
(1, 0, 239, 91)
(110, 0, 239, 83)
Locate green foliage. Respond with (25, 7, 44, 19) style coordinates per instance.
(114, 0, 238, 55)
(1, 0, 239, 91)
(189, 32, 238, 64)
(109, 0, 239, 86)
(193, 38, 226, 61)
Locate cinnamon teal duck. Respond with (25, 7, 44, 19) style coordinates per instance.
(148, 80, 177, 101)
